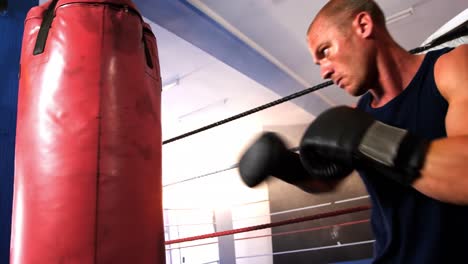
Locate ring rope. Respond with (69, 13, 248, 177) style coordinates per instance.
(166, 218, 370, 250)
(163, 163, 238, 187)
(234, 218, 370, 241)
(163, 30, 468, 145)
(165, 205, 371, 245)
(163, 146, 300, 187)
(163, 81, 333, 144)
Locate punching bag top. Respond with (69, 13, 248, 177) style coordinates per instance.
(27, 0, 140, 21)
(30, 0, 143, 55)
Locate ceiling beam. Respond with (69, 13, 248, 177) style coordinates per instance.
(134, 0, 331, 115)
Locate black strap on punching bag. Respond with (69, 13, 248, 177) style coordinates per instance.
(142, 27, 154, 69)
(33, 0, 59, 55)
(32, 0, 154, 69)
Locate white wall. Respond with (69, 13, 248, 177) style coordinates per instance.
(232, 201, 273, 264)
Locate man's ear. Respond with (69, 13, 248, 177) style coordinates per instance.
(353, 12, 374, 39)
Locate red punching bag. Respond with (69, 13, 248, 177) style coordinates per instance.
(12, 0, 165, 263)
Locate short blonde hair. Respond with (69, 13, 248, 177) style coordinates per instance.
(307, 0, 386, 35)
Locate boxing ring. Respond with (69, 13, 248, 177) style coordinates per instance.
(5, 0, 468, 263)
(160, 7, 468, 264)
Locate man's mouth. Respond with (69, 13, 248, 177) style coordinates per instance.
(335, 77, 343, 88)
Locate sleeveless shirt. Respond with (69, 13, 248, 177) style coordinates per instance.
(356, 48, 468, 263)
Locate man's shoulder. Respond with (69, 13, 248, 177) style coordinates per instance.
(434, 44, 466, 68)
(434, 44, 468, 95)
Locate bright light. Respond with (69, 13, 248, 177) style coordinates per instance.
(162, 78, 180, 92)
(386, 7, 414, 25)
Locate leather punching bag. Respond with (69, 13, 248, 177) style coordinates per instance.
(12, 0, 165, 263)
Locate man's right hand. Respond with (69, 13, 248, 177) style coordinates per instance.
(238, 132, 350, 193)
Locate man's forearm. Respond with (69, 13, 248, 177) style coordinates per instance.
(415, 136, 468, 205)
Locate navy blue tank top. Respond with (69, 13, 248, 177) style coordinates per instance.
(357, 48, 468, 263)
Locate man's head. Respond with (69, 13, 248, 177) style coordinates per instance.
(306, 0, 388, 96)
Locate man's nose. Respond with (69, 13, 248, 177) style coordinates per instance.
(320, 64, 334, 80)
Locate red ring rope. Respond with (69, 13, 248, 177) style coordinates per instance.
(165, 205, 371, 245)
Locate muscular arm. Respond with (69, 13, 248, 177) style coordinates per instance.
(413, 44, 468, 204)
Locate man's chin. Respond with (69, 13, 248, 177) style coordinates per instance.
(345, 86, 367, 97)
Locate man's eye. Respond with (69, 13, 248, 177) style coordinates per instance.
(321, 48, 329, 57)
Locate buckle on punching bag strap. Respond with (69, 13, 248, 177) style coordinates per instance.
(33, 0, 59, 55)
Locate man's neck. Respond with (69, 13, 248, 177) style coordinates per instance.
(369, 41, 425, 108)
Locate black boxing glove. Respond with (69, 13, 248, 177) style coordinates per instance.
(299, 106, 430, 185)
(238, 132, 349, 193)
